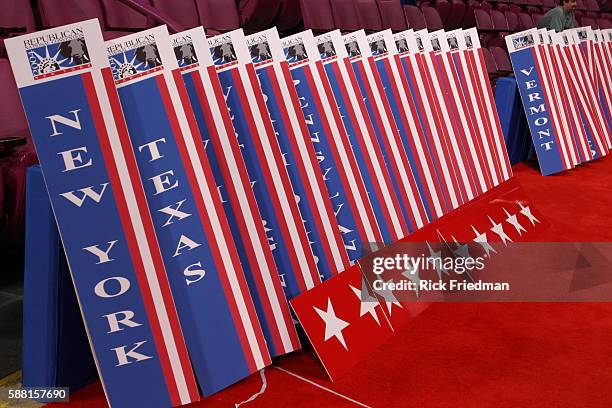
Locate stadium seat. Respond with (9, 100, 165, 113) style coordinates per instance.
(574, 10, 585, 22)
(482, 47, 498, 76)
(517, 13, 533, 30)
(37, 0, 108, 28)
(376, 0, 408, 31)
(491, 9, 510, 30)
(531, 12, 543, 25)
(150, 0, 199, 29)
(598, 17, 612, 28)
(0, 0, 36, 35)
(541, 0, 557, 9)
(462, 0, 480, 29)
(577, 0, 588, 11)
(237, 0, 282, 33)
(100, 0, 151, 31)
(430, 0, 452, 23)
(474, 8, 495, 31)
(581, 16, 598, 26)
(526, 6, 542, 14)
(330, 0, 361, 32)
(0, 60, 28, 141)
(300, 0, 336, 33)
(445, 0, 466, 29)
(422, 6, 444, 30)
(508, 4, 522, 14)
(479, 2, 493, 13)
(587, 0, 600, 11)
(355, 0, 384, 33)
(495, 3, 510, 13)
(490, 46, 512, 74)
(525, 0, 543, 6)
(274, 0, 303, 33)
(403, 5, 427, 30)
(197, 0, 240, 35)
(505, 11, 519, 31)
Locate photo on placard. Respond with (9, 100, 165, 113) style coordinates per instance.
(318, 40, 336, 59)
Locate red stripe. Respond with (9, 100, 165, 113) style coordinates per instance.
(403, 55, 453, 212)
(157, 73, 260, 372)
(270, 63, 350, 273)
(475, 49, 513, 178)
(280, 62, 350, 271)
(370, 57, 429, 226)
(84, 71, 183, 405)
(304, 63, 382, 244)
(336, 60, 407, 239)
(195, 66, 297, 353)
(449, 52, 494, 191)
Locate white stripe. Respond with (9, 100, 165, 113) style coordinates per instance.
(337, 60, 406, 235)
(310, 63, 380, 242)
(362, 58, 426, 229)
(533, 46, 572, 169)
(473, 49, 512, 181)
(595, 44, 612, 148)
(92, 70, 192, 404)
(165, 70, 267, 369)
(391, 56, 444, 218)
(271, 63, 347, 273)
(238, 63, 317, 289)
(201, 68, 295, 354)
(425, 53, 474, 201)
(441, 53, 488, 193)
(455, 50, 500, 187)
(409, 54, 460, 209)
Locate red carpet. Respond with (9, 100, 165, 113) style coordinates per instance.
(47, 157, 612, 407)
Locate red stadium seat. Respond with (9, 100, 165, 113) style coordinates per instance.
(101, 0, 151, 31)
(586, 0, 600, 11)
(525, 0, 543, 6)
(531, 12, 543, 25)
(541, 0, 557, 8)
(330, 0, 361, 32)
(300, 0, 336, 33)
(462, 0, 480, 28)
(355, 0, 384, 33)
(508, 4, 522, 13)
(431, 0, 452, 23)
(577, 0, 588, 11)
(237, 0, 281, 33)
(505, 11, 519, 31)
(0, 60, 27, 141)
(516, 13, 535, 31)
(598, 18, 612, 28)
(197, 0, 240, 35)
(482, 47, 498, 75)
(581, 16, 598, 27)
(446, 0, 466, 29)
(474, 8, 495, 30)
(495, 3, 510, 12)
(422, 6, 444, 30)
(491, 9, 509, 30)
(0, 0, 35, 35)
(376, 0, 408, 31)
(150, 0, 199, 29)
(274, 0, 303, 32)
(37, 0, 108, 28)
(403, 5, 427, 30)
(526, 6, 543, 14)
(490, 46, 512, 73)
(574, 9, 585, 22)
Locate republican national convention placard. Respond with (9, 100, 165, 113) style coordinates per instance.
(169, 27, 300, 359)
(207, 29, 321, 299)
(4, 20, 199, 407)
(246, 28, 350, 281)
(105, 26, 273, 395)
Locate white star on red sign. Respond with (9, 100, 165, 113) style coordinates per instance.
(489, 216, 513, 245)
(313, 298, 350, 350)
(504, 208, 527, 235)
(350, 284, 381, 326)
(516, 201, 540, 226)
(472, 225, 496, 256)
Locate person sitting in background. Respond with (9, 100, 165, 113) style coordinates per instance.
(537, 0, 577, 32)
